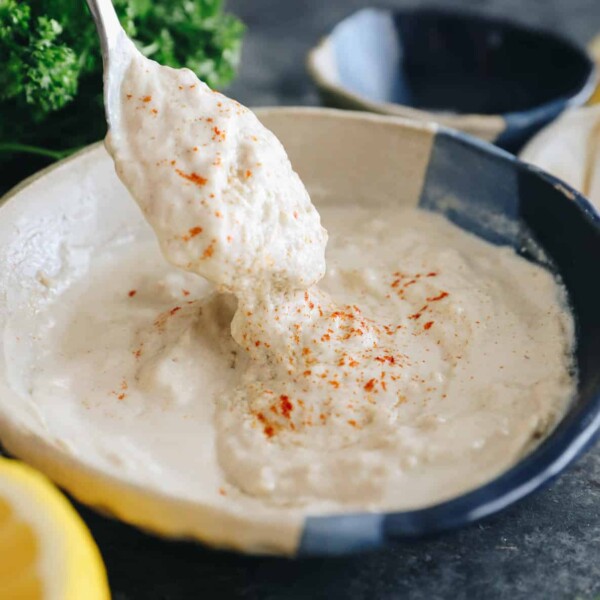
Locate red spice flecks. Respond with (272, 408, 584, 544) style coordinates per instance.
(426, 291, 449, 302)
(141, 95, 152, 103)
(182, 226, 203, 241)
(424, 321, 434, 330)
(126, 94, 132, 100)
(280, 395, 293, 419)
(170, 306, 182, 316)
(348, 419, 358, 428)
(175, 168, 208, 186)
(303, 291, 315, 309)
(331, 310, 357, 320)
(364, 378, 376, 392)
(133, 348, 142, 359)
(202, 241, 215, 259)
(182, 289, 190, 297)
(329, 380, 340, 389)
(117, 393, 126, 400)
(151, 108, 158, 115)
(342, 328, 364, 340)
(427, 272, 438, 277)
(245, 169, 252, 178)
(256, 412, 275, 438)
(375, 355, 395, 365)
(409, 305, 428, 320)
(128, 289, 137, 298)
(212, 126, 226, 141)
(255, 340, 261, 347)
(219, 488, 226, 496)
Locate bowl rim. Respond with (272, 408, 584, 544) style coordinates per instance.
(1, 107, 599, 557)
(307, 7, 597, 134)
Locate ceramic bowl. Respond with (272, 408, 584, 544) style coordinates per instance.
(307, 8, 596, 152)
(0, 108, 599, 557)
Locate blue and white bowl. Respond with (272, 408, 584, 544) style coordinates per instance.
(308, 9, 596, 152)
(0, 108, 598, 556)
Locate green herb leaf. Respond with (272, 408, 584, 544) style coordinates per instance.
(0, 0, 244, 192)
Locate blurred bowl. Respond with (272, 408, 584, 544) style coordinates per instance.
(0, 108, 599, 556)
(307, 8, 596, 152)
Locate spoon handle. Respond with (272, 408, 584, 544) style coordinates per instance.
(85, 0, 123, 67)
(85, 0, 137, 126)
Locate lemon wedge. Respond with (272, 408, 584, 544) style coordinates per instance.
(0, 457, 110, 600)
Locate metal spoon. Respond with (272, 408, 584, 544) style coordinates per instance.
(85, 0, 137, 128)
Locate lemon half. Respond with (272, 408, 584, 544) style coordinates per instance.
(0, 457, 110, 599)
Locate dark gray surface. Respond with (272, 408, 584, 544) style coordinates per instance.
(21, 1, 600, 599)
(79, 451, 600, 599)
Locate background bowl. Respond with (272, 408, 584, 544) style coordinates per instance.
(307, 8, 596, 152)
(0, 108, 599, 556)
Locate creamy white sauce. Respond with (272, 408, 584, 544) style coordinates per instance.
(27, 203, 575, 512)
(105, 54, 327, 292)
(25, 52, 576, 515)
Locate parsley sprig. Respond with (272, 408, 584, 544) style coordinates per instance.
(0, 0, 244, 191)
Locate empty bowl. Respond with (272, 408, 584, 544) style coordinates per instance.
(308, 8, 596, 152)
(0, 108, 599, 556)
